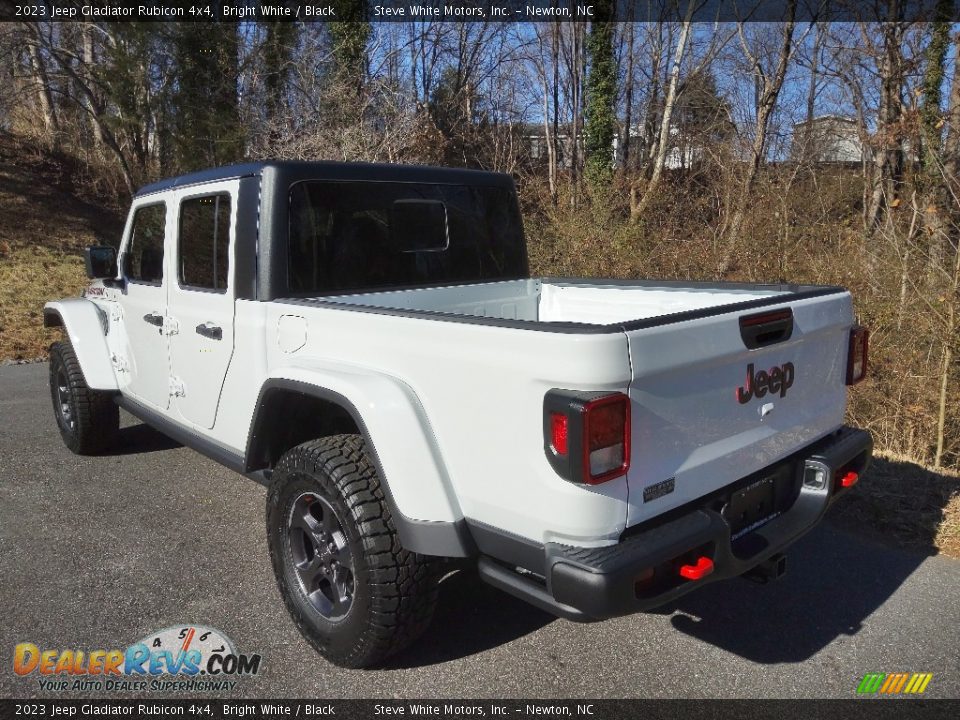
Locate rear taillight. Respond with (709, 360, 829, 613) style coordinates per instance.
(550, 413, 568, 456)
(544, 390, 631, 485)
(584, 396, 630, 482)
(846, 326, 869, 385)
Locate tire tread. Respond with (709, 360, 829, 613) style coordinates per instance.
(49, 341, 119, 454)
(267, 435, 439, 667)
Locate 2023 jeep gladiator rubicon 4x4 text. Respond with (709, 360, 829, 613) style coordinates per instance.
(44, 162, 872, 667)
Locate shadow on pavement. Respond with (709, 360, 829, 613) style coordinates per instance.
(109, 422, 183, 455)
(651, 521, 927, 663)
(387, 569, 554, 668)
(828, 456, 958, 557)
(621, 456, 955, 664)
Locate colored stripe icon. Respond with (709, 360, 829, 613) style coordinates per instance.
(857, 673, 933, 695)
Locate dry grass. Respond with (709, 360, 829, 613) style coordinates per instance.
(829, 452, 960, 558)
(0, 245, 86, 360)
(0, 132, 122, 361)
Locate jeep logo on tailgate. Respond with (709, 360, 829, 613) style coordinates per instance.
(737, 362, 795, 404)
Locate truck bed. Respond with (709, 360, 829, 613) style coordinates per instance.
(306, 277, 829, 329)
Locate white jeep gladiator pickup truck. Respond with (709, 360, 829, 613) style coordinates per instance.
(44, 162, 872, 667)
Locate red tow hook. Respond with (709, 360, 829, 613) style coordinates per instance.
(678, 556, 714, 581)
(838, 471, 859, 489)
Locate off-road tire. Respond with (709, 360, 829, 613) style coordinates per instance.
(266, 435, 440, 668)
(48, 341, 119, 454)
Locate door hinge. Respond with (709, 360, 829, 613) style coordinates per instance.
(169, 376, 186, 398)
(163, 317, 180, 336)
(110, 353, 129, 373)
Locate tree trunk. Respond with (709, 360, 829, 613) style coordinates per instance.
(630, 1, 695, 222)
(944, 32, 960, 216)
(865, 15, 907, 233)
(551, 22, 560, 204)
(81, 22, 104, 148)
(566, 23, 585, 205)
(641, 25, 665, 170)
(806, 24, 821, 127)
(27, 36, 59, 147)
(719, 3, 797, 274)
(934, 235, 959, 468)
(621, 17, 635, 170)
(584, 0, 616, 192)
(919, 4, 953, 279)
(542, 90, 557, 201)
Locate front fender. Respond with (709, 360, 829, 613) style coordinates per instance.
(248, 365, 474, 557)
(43, 298, 118, 391)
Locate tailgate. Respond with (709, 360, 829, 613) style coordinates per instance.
(623, 290, 853, 528)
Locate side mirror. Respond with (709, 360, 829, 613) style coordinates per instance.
(390, 200, 449, 252)
(84, 246, 117, 280)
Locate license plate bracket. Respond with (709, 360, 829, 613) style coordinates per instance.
(724, 476, 777, 539)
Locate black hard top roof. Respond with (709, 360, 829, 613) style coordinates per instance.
(135, 161, 514, 197)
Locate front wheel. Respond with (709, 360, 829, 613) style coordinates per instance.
(48, 341, 119, 454)
(266, 435, 439, 668)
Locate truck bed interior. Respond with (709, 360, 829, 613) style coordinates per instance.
(310, 278, 792, 326)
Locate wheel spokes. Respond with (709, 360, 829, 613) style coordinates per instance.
(286, 492, 355, 621)
(293, 551, 323, 588)
(330, 537, 351, 566)
(290, 508, 318, 538)
(56, 369, 74, 428)
(320, 506, 338, 536)
(331, 564, 354, 604)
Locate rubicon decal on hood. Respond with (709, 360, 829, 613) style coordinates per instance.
(737, 362, 795, 404)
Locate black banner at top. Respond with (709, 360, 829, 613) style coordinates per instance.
(0, 0, 958, 22)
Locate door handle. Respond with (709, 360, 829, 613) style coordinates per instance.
(195, 322, 222, 341)
(143, 312, 163, 327)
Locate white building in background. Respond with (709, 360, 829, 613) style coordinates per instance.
(791, 115, 865, 164)
(527, 123, 707, 171)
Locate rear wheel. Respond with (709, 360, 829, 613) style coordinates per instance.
(266, 435, 439, 668)
(48, 341, 119, 454)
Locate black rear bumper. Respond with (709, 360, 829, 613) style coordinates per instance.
(477, 426, 872, 621)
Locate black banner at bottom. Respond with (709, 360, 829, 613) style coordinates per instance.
(1, 699, 958, 720)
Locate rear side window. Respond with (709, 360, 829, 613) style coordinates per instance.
(124, 203, 166, 284)
(178, 194, 231, 291)
(288, 181, 526, 294)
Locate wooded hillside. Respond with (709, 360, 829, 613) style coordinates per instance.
(1, 5, 958, 471)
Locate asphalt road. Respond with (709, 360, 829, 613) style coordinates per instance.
(1, 362, 958, 700)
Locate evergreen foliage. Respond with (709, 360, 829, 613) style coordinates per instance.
(584, 0, 617, 191)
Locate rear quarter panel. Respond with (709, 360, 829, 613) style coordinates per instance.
(257, 301, 634, 546)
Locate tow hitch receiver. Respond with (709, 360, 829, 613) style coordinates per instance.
(678, 556, 714, 581)
(742, 553, 787, 584)
(837, 470, 859, 489)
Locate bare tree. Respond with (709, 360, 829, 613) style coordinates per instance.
(25, 24, 59, 147)
(630, 0, 695, 221)
(24, 22, 136, 193)
(864, 13, 910, 232)
(934, 213, 960, 467)
(620, 20, 636, 170)
(629, 2, 732, 221)
(719, 3, 802, 273)
(528, 22, 561, 201)
(944, 31, 960, 212)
